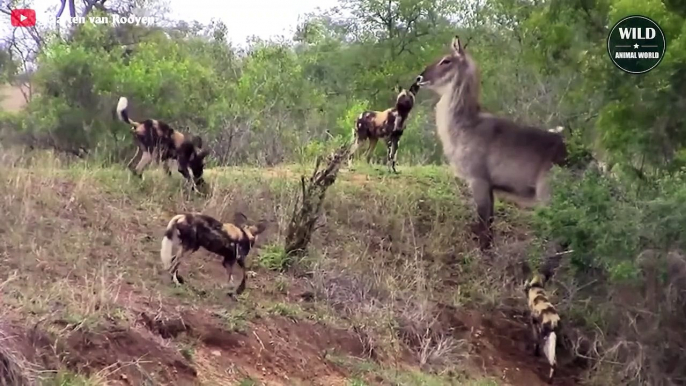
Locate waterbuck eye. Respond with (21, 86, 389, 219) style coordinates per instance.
(439, 58, 451, 65)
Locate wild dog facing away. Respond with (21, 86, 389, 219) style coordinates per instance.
(524, 272, 561, 384)
(348, 82, 420, 173)
(160, 212, 267, 296)
(414, 36, 567, 250)
(115, 96, 209, 188)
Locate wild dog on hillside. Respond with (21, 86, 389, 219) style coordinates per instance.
(524, 272, 561, 384)
(348, 82, 420, 173)
(115, 96, 209, 187)
(160, 212, 267, 295)
(414, 36, 567, 250)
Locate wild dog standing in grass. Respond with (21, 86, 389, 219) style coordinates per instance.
(160, 212, 267, 295)
(348, 81, 419, 173)
(414, 36, 567, 250)
(524, 272, 561, 384)
(115, 96, 209, 188)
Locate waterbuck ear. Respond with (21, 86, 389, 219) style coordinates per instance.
(452, 35, 464, 56)
(233, 212, 248, 227)
(248, 221, 267, 236)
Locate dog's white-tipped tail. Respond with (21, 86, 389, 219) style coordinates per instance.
(549, 126, 564, 134)
(160, 214, 185, 270)
(544, 331, 557, 381)
(116, 97, 128, 121)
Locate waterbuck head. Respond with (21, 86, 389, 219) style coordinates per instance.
(415, 36, 477, 98)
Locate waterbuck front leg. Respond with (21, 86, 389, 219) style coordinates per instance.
(469, 179, 494, 250)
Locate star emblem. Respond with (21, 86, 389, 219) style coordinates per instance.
(633, 43, 639, 49)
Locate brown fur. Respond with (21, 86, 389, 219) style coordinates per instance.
(415, 36, 567, 250)
(348, 83, 419, 173)
(116, 97, 208, 187)
(524, 273, 561, 383)
(160, 212, 267, 296)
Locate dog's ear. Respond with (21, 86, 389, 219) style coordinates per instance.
(233, 212, 248, 227)
(247, 221, 267, 236)
(197, 148, 209, 159)
(191, 135, 203, 149)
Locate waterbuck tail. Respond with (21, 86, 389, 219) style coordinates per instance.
(160, 214, 185, 270)
(543, 331, 557, 382)
(116, 96, 139, 127)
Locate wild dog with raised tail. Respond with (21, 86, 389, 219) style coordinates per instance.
(160, 212, 267, 295)
(414, 36, 567, 250)
(116, 96, 208, 187)
(524, 272, 561, 384)
(349, 82, 420, 173)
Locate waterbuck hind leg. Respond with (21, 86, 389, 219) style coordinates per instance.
(469, 179, 495, 250)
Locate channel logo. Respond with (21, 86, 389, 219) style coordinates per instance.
(10, 9, 37, 28)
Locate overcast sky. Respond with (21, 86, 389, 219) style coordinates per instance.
(2, 0, 339, 46)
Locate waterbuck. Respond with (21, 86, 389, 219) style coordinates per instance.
(414, 36, 567, 250)
(348, 82, 420, 173)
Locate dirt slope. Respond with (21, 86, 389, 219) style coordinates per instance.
(0, 157, 582, 385)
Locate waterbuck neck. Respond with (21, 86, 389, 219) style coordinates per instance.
(435, 76, 480, 149)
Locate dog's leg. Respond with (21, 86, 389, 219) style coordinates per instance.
(133, 151, 153, 177)
(365, 137, 378, 164)
(235, 257, 247, 295)
(169, 248, 188, 285)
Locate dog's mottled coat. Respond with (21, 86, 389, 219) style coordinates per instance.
(160, 212, 267, 295)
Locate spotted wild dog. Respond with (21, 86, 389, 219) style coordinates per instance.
(115, 96, 209, 188)
(414, 36, 567, 250)
(348, 82, 419, 173)
(524, 272, 561, 384)
(160, 212, 267, 295)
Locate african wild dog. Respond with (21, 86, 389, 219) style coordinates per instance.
(414, 36, 567, 250)
(524, 272, 561, 384)
(115, 96, 208, 188)
(160, 212, 267, 295)
(348, 82, 419, 173)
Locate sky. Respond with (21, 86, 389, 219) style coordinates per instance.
(2, 0, 340, 46)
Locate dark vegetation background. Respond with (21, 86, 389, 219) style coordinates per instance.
(2, 0, 686, 384)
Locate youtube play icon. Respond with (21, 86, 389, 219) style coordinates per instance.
(11, 9, 36, 27)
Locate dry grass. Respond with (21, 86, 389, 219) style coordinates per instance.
(0, 149, 560, 385)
